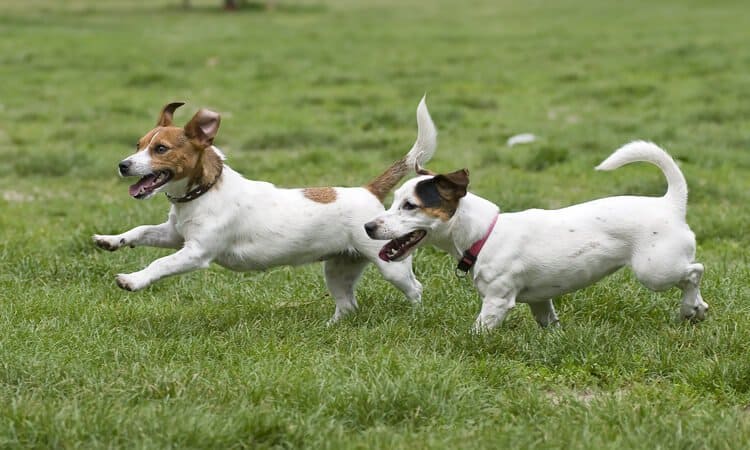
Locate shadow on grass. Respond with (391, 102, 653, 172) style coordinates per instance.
(3, 2, 327, 20)
(168, 1, 327, 15)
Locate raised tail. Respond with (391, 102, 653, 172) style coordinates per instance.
(595, 140, 688, 215)
(366, 96, 437, 202)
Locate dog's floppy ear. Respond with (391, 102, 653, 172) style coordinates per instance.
(415, 168, 470, 208)
(157, 102, 185, 127)
(433, 169, 470, 200)
(185, 108, 221, 148)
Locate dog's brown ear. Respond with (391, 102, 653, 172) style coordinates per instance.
(185, 108, 221, 148)
(414, 168, 470, 210)
(157, 102, 185, 127)
(433, 169, 469, 200)
(415, 162, 436, 176)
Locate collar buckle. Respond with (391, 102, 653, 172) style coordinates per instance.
(456, 250, 477, 275)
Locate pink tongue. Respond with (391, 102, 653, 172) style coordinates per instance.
(129, 175, 156, 197)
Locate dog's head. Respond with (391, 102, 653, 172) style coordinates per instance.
(118, 102, 223, 199)
(364, 167, 469, 262)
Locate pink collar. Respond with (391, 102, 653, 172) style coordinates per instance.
(456, 214, 499, 276)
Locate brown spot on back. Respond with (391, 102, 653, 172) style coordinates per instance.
(303, 187, 337, 204)
(365, 157, 408, 202)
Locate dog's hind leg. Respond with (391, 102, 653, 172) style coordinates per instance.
(373, 257, 422, 306)
(631, 240, 707, 321)
(324, 257, 369, 325)
(528, 300, 560, 328)
(678, 262, 708, 321)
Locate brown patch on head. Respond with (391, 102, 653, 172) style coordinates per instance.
(414, 169, 469, 220)
(135, 105, 224, 188)
(303, 187, 337, 204)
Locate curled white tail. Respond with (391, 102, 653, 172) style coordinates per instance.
(366, 96, 437, 201)
(596, 141, 688, 215)
(405, 95, 437, 169)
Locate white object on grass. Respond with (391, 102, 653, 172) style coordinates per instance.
(507, 133, 537, 147)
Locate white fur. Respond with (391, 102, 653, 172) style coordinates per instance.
(368, 141, 707, 331)
(122, 147, 153, 177)
(94, 99, 437, 324)
(406, 96, 437, 168)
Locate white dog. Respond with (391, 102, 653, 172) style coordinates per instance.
(365, 141, 707, 331)
(93, 98, 437, 323)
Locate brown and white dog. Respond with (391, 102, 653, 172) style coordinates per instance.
(366, 141, 707, 331)
(93, 98, 436, 323)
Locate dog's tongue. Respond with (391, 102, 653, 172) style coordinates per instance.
(129, 174, 156, 197)
(379, 246, 391, 262)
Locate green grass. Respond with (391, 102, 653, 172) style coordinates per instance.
(1, 0, 750, 448)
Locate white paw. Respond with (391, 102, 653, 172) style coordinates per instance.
(115, 273, 148, 291)
(680, 301, 709, 322)
(327, 304, 357, 326)
(326, 312, 347, 327)
(472, 317, 490, 335)
(93, 234, 126, 251)
(473, 313, 505, 334)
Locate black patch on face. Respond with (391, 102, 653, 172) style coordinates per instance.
(415, 178, 442, 208)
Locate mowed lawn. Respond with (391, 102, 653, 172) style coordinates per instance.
(1, 0, 750, 448)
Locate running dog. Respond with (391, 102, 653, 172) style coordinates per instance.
(365, 141, 707, 331)
(94, 98, 436, 323)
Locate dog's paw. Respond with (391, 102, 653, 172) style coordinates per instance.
(472, 317, 491, 335)
(115, 273, 147, 292)
(93, 234, 126, 251)
(326, 304, 358, 326)
(680, 302, 709, 322)
(407, 297, 423, 309)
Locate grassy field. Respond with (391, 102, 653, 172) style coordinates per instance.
(1, 0, 750, 448)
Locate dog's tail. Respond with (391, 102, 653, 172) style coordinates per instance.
(596, 140, 688, 216)
(365, 96, 437, 202)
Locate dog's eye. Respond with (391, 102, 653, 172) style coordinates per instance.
(402, 201, 418, 211)
(154, 144, 169, 154)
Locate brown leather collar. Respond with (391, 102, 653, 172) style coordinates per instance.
(166, 167, 222, 204)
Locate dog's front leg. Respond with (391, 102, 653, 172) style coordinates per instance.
(473, 295, 517, 333)
(94, 222, 183, 251)
(115, 243, 211, 291)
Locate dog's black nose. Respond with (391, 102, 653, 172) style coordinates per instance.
(364, 221, 378, 238)
(118, 160, 132, 175)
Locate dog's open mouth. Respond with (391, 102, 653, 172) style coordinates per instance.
(128, 170, 173, 199)
(378, 230, 427, 262)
